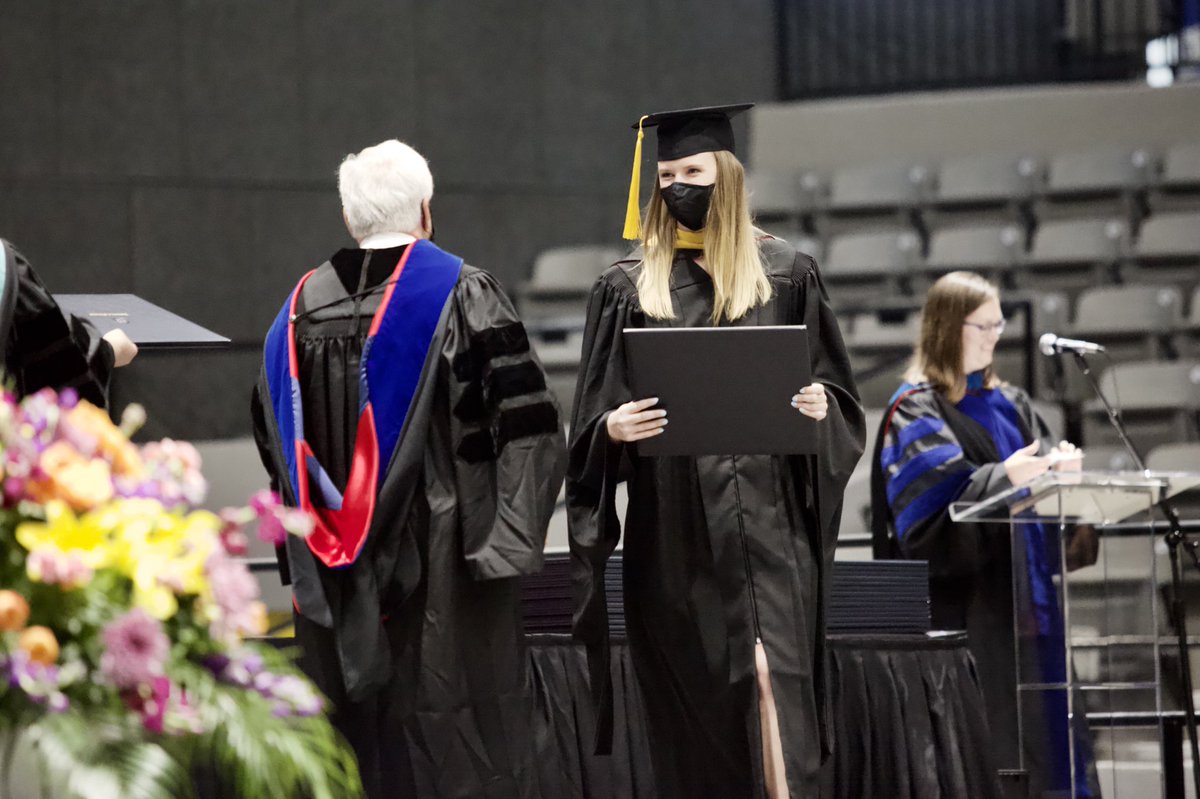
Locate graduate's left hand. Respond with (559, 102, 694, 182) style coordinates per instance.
(791, 383, 828, 421)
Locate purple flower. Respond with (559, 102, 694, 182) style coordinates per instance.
(100, 609, 170, 690)
(1, 652, 71, 712)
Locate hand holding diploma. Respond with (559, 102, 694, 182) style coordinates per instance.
(791, 383, 828, 421)
(607, 397, 668, 442)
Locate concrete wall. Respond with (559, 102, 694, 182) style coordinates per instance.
(0, 0, 778, 438)
(751, 81, 1200, 172)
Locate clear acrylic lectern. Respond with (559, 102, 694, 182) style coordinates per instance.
(951, 470, 1200, 799)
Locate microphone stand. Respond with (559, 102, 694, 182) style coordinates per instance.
(1071, 350, 1200, 798)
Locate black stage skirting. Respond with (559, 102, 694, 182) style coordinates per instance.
(528, 632, 1000, 799)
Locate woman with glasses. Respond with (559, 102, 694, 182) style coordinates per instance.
(869, 271, 1099, 797)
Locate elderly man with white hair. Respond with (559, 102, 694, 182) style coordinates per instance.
(252, 139, 566, 799)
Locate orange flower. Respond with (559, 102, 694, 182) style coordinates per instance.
(65, 402, 144, 478)
(0, 590, 30, 632)
(27, 441, 114, 511)
(18, 626, 59, 665)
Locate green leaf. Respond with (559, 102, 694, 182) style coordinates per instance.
(11, 712, 195, 799)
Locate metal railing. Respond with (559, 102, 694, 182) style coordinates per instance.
(775, 0, 1176, 100)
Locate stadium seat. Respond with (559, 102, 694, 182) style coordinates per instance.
(1081, 360, 1200, 449)
(815, 160, 933, 238)
(1069, 284, 1182, 350)
(1178, 285, 1200, 358)
(747, 169, 804, 224)
(1031, 398, 1067, 442)
(1081, 445, 1139, 472)
(1149, 142, 1200, 212)
(1055, 284, 1183, 402)
(761, 225, 823, 263)
(517, 245, 623, 322)
(921, 222, 1025, 282)
(1036, 146, 1156, 222)
(822, 228, 921, 307)
(1016, 217, 1128, 299)
(1122, 211, 1200, 295)
(933, 153, 1042, 209)
(926, 153, 1041, 228)
(1146, 442, 1200, 472)
(530, 332, 584, 414)
(844, 311, 919, 407)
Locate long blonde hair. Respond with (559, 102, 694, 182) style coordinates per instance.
(636, 150, 772, 323)
(904, 271, 1001, 403)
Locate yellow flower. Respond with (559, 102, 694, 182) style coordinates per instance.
(16, 502, 113, 571)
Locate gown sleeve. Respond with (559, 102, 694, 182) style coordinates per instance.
(250, 381, 292, 585)
(565, 271, 637, 755)
(444, 268, 566, 580)
(877, 392, 1013, 578)
(5, 244, 114, 407)
(797, 255, 866, 549)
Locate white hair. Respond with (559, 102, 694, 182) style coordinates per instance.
(338, 139, 434, 241)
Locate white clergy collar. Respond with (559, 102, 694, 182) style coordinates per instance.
(358, 231, 417, 249)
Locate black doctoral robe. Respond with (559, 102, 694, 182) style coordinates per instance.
(251, 244, 567, 799)
(870, 383, 1099, 798)
(1, 238, 114, 407)
(567, 238, 865, 798)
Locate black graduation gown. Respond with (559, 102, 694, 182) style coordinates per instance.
(251, 245, 567, 799)
(1, 238, 114, 407)
(870, 383, 1100, 798)
(567, 239, 865, 799)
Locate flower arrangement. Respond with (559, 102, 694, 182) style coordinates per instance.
(0, 388, 361, 799)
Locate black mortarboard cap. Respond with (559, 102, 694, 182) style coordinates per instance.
(623, 103, 754, 239)
(637, 103, 754, 160)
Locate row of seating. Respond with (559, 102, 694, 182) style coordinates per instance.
(749, 143, 1200, 236)
(778, 210, 1200, 310)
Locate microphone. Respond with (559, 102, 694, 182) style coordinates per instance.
(1038, 332, 1106, 356)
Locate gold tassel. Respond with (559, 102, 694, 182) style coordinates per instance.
(623, 115, 649, 241)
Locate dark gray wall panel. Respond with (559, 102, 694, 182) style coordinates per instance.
(0, 184, 133, 292)
(180, 0, 305, 180)
(112, 348, 262, 440)
(57, 2, 186, 177)
(297, 0, 419, 180)
(131, 186, 343, 342)
(0, 2, 57, 176)
(539, 0, 651, 190)
(432, 190, 621, 292)
(412, 1, 545, 189)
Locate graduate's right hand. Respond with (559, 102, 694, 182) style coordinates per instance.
(606, 398, 668, 442)
(103, 329, 138, 368)
(1003, 440, 1051, 486)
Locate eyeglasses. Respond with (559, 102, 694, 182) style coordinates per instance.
(963, 319, 1007, 334)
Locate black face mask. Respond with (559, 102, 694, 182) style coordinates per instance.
(660, 182, 714, 231)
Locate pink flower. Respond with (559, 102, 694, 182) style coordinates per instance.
(249, 490, 314, 544)
(100, 609, 170, 690)
(205, 550, 262, 641)
(27, 548, 93, 588)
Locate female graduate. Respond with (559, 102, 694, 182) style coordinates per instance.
(567, 104, 865, 799)
(870, 271, 1099, 797)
